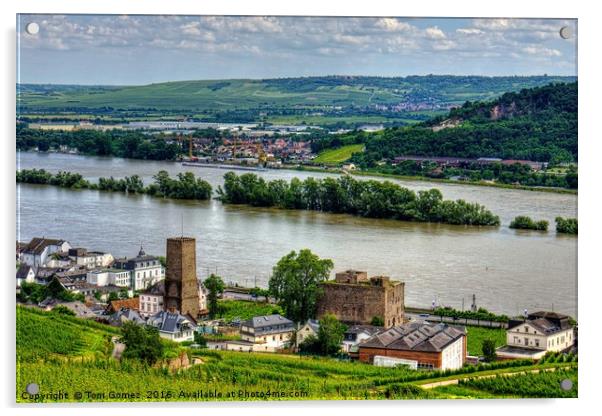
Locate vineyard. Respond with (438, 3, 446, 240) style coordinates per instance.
(16, 306, 578, 402)
(457, 367, 578, 398)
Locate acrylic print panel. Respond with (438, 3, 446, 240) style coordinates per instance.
(16, 15, 577, 403)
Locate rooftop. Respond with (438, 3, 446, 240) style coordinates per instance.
(148, 310, 196, 333)
(243, 314, 294, 329)
(359, 322, 465, 353)
(22, 237, 66, 255)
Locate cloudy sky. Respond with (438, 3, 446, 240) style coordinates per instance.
(17, 15, 577, 85)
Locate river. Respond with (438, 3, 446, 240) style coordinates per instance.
(16, 151, 578, 317)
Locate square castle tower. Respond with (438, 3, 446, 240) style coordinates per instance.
(164, 237, 199, 318)
(316, 269, 405, 328)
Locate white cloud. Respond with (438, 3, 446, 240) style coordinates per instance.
(425, 26, 446, 40)
(522, 46, 562, 57)
(17, 15, 576, 80)
(375, 18, 412, 32)
(456, 28, 484, 35)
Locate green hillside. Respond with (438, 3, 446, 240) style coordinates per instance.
(314, 144, 365, 164)
(18, 75, 575, 113)
(16, 306, 576, 402)
(314, 82, 577, 164)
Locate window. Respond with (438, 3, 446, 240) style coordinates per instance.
(535, 339, 540, 347)
(524, 337, 529, 346)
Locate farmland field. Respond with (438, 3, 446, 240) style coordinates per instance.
(314, 144, 365, 164)
(18, 75, 575, 113)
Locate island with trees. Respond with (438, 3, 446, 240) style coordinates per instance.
(217, 172, 500, 226)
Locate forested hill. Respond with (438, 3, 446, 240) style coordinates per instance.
(429, 82, 577, 125)
(319, 82, 577, 164)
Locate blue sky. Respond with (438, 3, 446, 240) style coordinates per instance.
(17, 15, 577, 85)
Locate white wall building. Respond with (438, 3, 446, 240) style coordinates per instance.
(69, 248, 114, 269)
(86, 269, 131, 287)
(240, 314, 295, 351)
(497, 311, 575, 360)
(20, 238, 71, 268)
(147, 311, 196, 342)
(16, 264, 36, 287)
(113, 247, 164, 291)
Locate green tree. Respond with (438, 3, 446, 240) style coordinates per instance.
(120, 321, 164, 365)
(555, 217, 578, 235)
(193, 332, 208, 348)
(51, 305, 75, 316)
(509, 215, 548, 231)
(317, 314, 346, 355)
(204, 274, 225, 318)
(269, 249, 334, 323)
(482, 339, 497, 362)
(370, 316, 385, 327)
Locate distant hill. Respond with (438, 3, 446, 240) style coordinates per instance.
(316, 82, 577, 163)
(17, 75, 575, 114)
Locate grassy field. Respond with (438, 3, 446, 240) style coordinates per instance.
(465, 326, 507, 356)
(16, 306, 577, 402)
(217, 300, 283, 323)
(314, 144, 365, 164)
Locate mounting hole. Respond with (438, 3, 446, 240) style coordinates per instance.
(26, 22, 39, 35)
(560, 379, 573, 391)
(559, 26, 572, 40)
(26, 383, 40, 395)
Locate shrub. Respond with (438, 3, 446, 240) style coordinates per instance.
(509, 215, 548, 231)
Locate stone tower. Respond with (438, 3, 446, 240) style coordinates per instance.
(164, 237, 199, 317)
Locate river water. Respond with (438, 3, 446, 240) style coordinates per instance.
(16, 151, 578, 316)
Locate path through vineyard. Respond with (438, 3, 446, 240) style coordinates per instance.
(420, 365, 570, 389)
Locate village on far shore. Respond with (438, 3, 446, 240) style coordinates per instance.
(16, 236, 577, 370)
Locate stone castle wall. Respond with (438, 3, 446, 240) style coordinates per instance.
(316, 278, 404, 327)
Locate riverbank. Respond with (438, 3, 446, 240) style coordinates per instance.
(291, 165, 578, 195)
(19, 150, 577, 195)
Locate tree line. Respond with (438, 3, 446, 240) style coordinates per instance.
(216, 172, 500, 226)
(16, 125, 182, 160)
(16, 168, 212, 200)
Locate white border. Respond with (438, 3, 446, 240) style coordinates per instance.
(2, 1, 600, 415)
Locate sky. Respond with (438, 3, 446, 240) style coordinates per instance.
(16, 15, 577, 85)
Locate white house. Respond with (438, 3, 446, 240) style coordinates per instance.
(496, 311, 575, 360)
(86, 269, 131, 288)
(139, 281, 165, 318)
(113, 247, 164, 291)
(342, 325, 381, 354)
(296, 319, 320, 346)
(20, 238, 71, 268)
(139, 279, 207, 318)
(240, 314, 295, 352)
(16, 264, 36, 287)
(68, 248, 114, 269)
(147, 311, 197, 342)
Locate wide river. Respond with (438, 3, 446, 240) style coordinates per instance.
(16, 151, 578, 317)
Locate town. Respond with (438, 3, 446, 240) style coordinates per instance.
(16, 236, 577, 370)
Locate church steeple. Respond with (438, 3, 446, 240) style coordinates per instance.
(138, 244, 145, 257)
